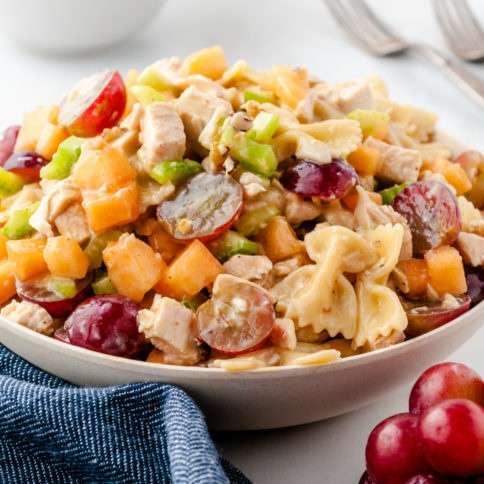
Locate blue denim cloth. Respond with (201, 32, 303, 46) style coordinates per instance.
(0, 344, 250, 484)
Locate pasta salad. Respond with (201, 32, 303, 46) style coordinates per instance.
(0, 46, 483, 371)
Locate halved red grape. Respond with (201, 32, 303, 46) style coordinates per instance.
(3, 150, 48, 181)
(401, 294, 471, 337)
(157, 171, 243, 242)
(465, 265, 484, 308)
(17, 274, 92, 318)
(58, 68, 126, 138)
(0, 125, 20, 166)
(280, 158, 359, 200)
(55, 294, 149, 358)
(196, 277, 275, 354)
(391, 180, 461, 254)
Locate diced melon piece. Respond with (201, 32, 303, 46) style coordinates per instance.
(43, 236, 90, 279)
(346, 145, 381, 176)
(148, 227, 184, 263)
(103, 233, 166, 302)
(35, 122, 70, 161)
(181, 46, 228, 80)
(155, 239, 224, 298)
(72, 138, 137, 191)
(14, 105, 59, 152)
(121, 68, 141, 120)
(272, 65, 309, 109)
(0, 261, 17, 304)
(424, 245, 467, 297)
(256, 215, 305, 262)
(394, 258, 429, 299)
(0, 233, 10, 260)
(82, 181, 140, 233)
(421, 157, 472, 196)
(6, 238, 48, 281)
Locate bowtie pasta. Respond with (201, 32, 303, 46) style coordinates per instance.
(0, 46, 482, 371)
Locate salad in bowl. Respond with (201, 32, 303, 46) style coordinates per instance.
(0, 46, 482, 374)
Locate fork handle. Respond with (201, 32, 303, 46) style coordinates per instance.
(410, 43, 484, 109)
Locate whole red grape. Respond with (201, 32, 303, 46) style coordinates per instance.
(365, 412, 433, 483)
(417, 398, 484, 479)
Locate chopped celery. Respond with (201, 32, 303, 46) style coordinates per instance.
(51, 276, 78, 299)
(40, 136, 84, 180)
(221, 127, 278, 177)
(347, 109, 389, 138)
(137, 65, 176, 93)
(208, 229, 260, 262)
(379, 182, 410, 205)
(83, 230, 125, 270)
(150, 160, 204, 185)
(244, 89, 276, 104)
(0, 167, 25, 197)
(248, 112, 280, 143)
(91, 270, 118, 295)
(130, 85, 166, 107)
(180, 293, 208, 312)
(1, 202, 39, 239)
(234, 204, 279, 236)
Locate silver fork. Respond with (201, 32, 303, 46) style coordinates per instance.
(433, 0, 484, 61)
(324, 0, 484, 109)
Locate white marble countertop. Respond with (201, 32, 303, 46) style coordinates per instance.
(0, 0, 482, 482)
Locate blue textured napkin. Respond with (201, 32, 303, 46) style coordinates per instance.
(0, 344, 250, 484)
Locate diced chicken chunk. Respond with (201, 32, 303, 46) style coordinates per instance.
(223, 255, 273, 283)
(270, 317, 297, 350)
(176, 86, 233, 155)
(354, 186, 413, 260)
(137, 295, 201, 365)
(1, 300, 57, 336)
(455, 232, 484, 267)
(54, 202, 91, 244)
(140, 102, 186, 168)
(365, 136, 422, 184)
(29, 179, 84, 238)
(320, 79, 374, 114)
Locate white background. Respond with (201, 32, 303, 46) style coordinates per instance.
(0, 1, 483, 482)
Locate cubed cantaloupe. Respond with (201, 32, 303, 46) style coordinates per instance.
(272, 65, 309, 109)
(14, 105, 59, 152)
(103, 233, 166, 302)
(424, 245, 467, 297)
(43, 235, 90, 279)
(346, 145, 381, 176)
(394, 258, 429, 299)
(72, 138, 137, 191)
(256, 215, 305, 262)
(35, 122, 70, 161)
(0, 261, 17, 304)
(421, 157, 472, 196)
(155, 239, 224, 299)
(6, 238, 48, 281)
(181, 46, 228, 80)
(148, 227, 184, 263)
(82, 181, 140, 233)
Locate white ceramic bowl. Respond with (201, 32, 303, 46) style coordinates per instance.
(0, 0, 165, 55)
(0, 302, 482, 430)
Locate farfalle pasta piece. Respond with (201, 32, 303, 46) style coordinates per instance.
(270, 225, 377, 338)
(353, 224, 408, 349)
(271, 119, 362, 163)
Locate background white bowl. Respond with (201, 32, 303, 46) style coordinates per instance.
(0, 301, 482, 430)
(0, 0, 165, 54)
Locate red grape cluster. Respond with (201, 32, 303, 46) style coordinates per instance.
(361, 362, 484, 483)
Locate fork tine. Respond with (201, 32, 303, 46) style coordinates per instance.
(433, 0, 484, 60)
(324, 0, 404, 55)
